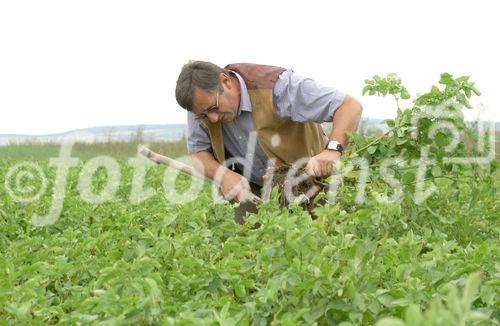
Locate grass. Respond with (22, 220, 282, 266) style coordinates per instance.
(0, 139, 188, 161)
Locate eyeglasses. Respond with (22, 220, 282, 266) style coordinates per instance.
(194, 92, 219, 121)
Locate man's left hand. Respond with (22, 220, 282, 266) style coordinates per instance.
(305, 150, 341, 177)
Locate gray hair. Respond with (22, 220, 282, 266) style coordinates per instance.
(175, 60, 227, 111)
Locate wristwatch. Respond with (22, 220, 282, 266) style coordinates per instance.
(325, 140, 344, 153)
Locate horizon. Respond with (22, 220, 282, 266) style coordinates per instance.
(1, 118, 498, 138)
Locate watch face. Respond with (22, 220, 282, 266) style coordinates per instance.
(327, 141, 343, 152)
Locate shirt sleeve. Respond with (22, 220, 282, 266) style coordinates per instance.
(273, 69, 346, 123)
(186, 111, 213, 153)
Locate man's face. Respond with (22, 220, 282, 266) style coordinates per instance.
(191, 73, 240, 124)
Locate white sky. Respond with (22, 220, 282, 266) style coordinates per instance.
(0, 0, 498, 135)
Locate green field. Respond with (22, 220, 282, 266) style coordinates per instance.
(1, 73, 499, 324)
(0, 138, 498, 324)
(0, 139, 188, 161)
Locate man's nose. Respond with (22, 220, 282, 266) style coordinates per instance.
(207, 111, 220, 123)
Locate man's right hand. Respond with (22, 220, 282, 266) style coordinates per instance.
(220, 170, 252, 203)
(189, 151, 252, 203)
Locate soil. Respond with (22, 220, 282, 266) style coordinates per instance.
(262, 165, 326, 217)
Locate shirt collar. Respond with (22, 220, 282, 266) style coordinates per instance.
(229, 70, 252, 114)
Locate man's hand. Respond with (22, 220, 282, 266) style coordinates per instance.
(305, 150, 341, 177)
(220, 170, 252, 203)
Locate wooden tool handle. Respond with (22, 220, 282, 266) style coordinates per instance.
(138, 145, 263, 205)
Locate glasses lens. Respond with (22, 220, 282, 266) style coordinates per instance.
(195, 94, 218, 120)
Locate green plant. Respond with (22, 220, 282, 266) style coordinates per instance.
(0, 73, 497, 324)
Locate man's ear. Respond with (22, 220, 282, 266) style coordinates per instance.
(219, 72, 232, 90)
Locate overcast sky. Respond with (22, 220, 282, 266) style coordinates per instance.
(0, 0, 498, 135)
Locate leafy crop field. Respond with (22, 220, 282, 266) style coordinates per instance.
(0, 74, 499, 325)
